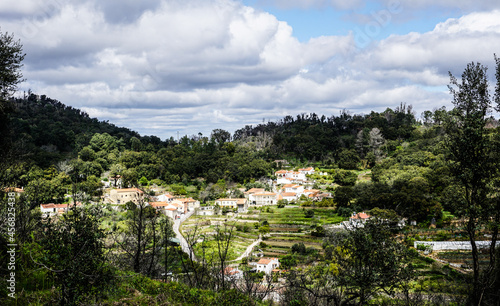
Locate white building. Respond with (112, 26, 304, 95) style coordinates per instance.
(176, 197, 201, 211)
(40, 203, 82, 217)
(253, 192, 277, 206)
(254, 257, 280, 275)
(215, 198, 248, 212)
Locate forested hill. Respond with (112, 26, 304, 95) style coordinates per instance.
(233, 103, 417, 162)
(7, 92, 434, 169)
(9, 93, 143, 152)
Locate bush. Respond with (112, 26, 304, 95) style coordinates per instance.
(304, 209, 314, 218)
(291, 243, 307, 255)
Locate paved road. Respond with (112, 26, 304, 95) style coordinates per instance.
(173, 210, 195, 260)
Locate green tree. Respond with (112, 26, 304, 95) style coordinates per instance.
(0, 29, 25, 104)
(0, 29, 24, 170)
(38, 206, 114, 305)
(337, 149, 360, 170)
(446, 60, 499, 304)
(324, 221, 414, 304)
(79, 146, 96, 162)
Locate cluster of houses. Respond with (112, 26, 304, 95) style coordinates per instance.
(37, 187, 201, 221)
(32, 165, 330, 220)
(207, 167, 331, 214)
(104, 187, 200, 220)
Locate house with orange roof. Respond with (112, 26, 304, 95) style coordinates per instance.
(244, 188, 266, 204)
(254, 257, 280, 275)
(275, 170, 306, 184)
(176, 197, 200, 211)
(215, 198, 248, 212)
(349, 212, 371, 227)
(279, 192, 297, 202)
(223, 266, 242, 280)
(298, 167, 315, 175)
(170, 200, 187, 214)
(283, 184, 304, 194)
(156, 193, 174, 203)
(150, 201, 180, 219)
(40, 203, 82, 217)
(275, 170, 288, 178)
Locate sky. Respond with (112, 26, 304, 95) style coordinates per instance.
(2, 0, 500, 140)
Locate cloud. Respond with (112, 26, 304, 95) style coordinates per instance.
(2, 1, 500, 139)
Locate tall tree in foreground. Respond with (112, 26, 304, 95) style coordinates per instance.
(283, 221, 414, 305)
(446, 60, 499, 305)
(38, 206, 114, 305)
(0, 29, 25, 175)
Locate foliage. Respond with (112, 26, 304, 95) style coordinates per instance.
(304, 209, 314, 218)
(38, 205, 114, 305)
(446, 59, 500, 304)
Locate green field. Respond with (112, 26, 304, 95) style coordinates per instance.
(180, 206, 345, 261)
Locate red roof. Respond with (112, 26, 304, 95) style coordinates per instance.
(245, 188, 266, 194)
(350, 212, 371, 219)
(150, 201, 170, 207)
(257, 257, 278, 265)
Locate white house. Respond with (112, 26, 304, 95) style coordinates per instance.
(196, 206, 215, 216)
(254, 257, 280, 275)
(156, 193, 174, 203)
(276, 177, 292, 185)
(274, 170, 306, 181)
(170, 200, 187, 214)
(253, 192, 277, 206)
(176, 197, 200, 211)
(349, 212, 371, 227)
(150, 202, 180, 220)
(283, 184, 304, 194)
(298, 167, 315, 175)
(40, 203, 82, 217)
(215, 198, 248, 212)
(278, 192, 297, 202)
(244, 188, 266, 204)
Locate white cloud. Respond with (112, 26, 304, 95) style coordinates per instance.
(3, 1, 500, 138)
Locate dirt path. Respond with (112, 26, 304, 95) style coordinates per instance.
(230, 236, 263, 263)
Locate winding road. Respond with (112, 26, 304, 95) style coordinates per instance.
(173, 210, 195, 260)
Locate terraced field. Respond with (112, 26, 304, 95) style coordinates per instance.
(180, 206, 345, 261)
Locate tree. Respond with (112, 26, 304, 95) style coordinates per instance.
(0, 29, 25, 104)
(446, 60, 499, 305)
(368, 128, 385, 162)
(37, 206, 114, 305)
(211, 129, 231, 146)
(0, 30, 25, 169)
(322, 221, 414, 304)
(337, 149, 360, 170)
(114, 196, 164, 277)
(109, 163, 124, 187)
